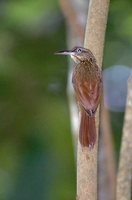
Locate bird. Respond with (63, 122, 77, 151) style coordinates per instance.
(55, 46, 102, 148)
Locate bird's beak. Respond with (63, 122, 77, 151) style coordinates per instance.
(55, 50, 74, 56)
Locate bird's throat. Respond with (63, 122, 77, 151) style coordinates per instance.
(71, 55, 81, 64)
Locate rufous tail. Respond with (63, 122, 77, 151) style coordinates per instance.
(79, 109, 96, 148)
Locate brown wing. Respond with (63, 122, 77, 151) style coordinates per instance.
(73, 79, 102, 115)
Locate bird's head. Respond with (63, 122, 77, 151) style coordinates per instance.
(55, 46, 96, 64)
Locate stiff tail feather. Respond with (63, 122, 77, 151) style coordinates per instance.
(79, 109, 96, 148)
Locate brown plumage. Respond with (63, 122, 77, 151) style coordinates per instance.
(55, 47, 102, 148)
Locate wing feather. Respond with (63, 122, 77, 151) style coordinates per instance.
(73, 79, 102, 114)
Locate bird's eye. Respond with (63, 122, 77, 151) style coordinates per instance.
(77, 48, 82, 53)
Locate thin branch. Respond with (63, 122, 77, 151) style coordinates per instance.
(77, 0, 110, 200)
(116, 77, 132, 200)
(59, 0, 84, 39)
(59, 0, 89, 153)
(99, 104, 116, 200)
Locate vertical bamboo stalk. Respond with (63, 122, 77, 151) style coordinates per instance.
(77, 1, 110, 200)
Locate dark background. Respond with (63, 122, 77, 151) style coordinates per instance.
(0, 0, 132, 199)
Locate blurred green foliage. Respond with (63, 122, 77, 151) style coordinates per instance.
(104, 0, 132, 159)
(0, 0, 132, 199)
(0, 1, 75, 200)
